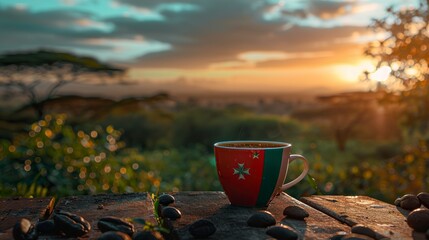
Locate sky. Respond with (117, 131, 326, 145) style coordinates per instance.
(0, 0, 422, 96)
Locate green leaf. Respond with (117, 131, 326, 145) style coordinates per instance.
(132, 218, 147, 225)
(155, 225, 170, 233)
(306, 174, 323, 195)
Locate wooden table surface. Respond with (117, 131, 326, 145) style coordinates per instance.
(0, 192, 426, 240)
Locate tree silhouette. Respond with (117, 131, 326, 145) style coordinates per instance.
(364, 0, 429, 136)
(0, 49, 125, 119)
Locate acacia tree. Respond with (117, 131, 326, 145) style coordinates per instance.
(364, 0, 429, 137)
(0, 49, 125, 119)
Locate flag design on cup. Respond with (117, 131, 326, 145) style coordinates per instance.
(215, 146, 287, 207)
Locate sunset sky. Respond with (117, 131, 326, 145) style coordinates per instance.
(0, 0, 421, 96)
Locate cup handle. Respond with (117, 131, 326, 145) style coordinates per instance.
(281, 154, 309, 191)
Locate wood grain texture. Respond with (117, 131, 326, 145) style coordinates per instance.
(52, 192, 155, 239)
(2, 193, 424, 240)
(169, 191, 350, 240)
(0, 197, 55, 239)
(301, 195, 427, 240)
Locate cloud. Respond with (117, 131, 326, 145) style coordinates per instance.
(13, 3, 27, 11)
(0, 0, 369, 69)
(0, 7, 129, 60)
(308, 1, 356, 19)
(280, 0, 357, 20)
(106, 0, 367, 68)
(75, 38, 170, 61)
(0, 7, 109, 37)
(277, 1, 385, 29)
(61, 0, 77, 7)
(209, 50, 333, 69)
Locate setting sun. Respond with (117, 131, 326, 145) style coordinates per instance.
(370, 66, 391, 82)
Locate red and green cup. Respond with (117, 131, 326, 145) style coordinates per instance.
(214, 141, 309, 207)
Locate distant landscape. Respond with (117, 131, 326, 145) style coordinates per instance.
(0, 86, 415, 202)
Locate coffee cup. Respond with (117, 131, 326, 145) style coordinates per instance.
(214, 140, 309, 207)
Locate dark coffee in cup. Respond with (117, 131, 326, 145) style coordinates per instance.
(217, 142, 286, 148)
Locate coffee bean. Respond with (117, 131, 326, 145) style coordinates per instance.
(330, 231, 347, 240)
(53, 210, 91, 237)
(341, 233, 374, 240)
(417, 192, 429, 208)
(158, 194, 175, 206)
(13, 218, 37, 240)
(400, 194, 421, 211)
(394, 198, 401, 206)
(407, 208, 429, 232)
(247, 211, 276, 228)
(36, 219, 57, 235)
(161, 206, 182, 220)
(98, 216, 135, 236)
(133, 231, 164, 240)
(283, 206, 309, 220)
(266, 225, 298, 240)
(426, 229, 429, 239)
(189, 219, 216, 238)
(351, 224, 376, 239)
(98, 231, 132, 240)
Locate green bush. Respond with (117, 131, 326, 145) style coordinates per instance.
(0, 114, 159, 197)
(1, 107, 422, 203)
(171, 107, 304, 150)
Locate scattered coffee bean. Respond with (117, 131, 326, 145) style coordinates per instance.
(341, 233, 374, 240)
(98, 216, 135, 236)
(406, 208, 429, 232)
(13, 218, 37, 240)
(399, 194, 421, 211)
(189, 219, 216, 238)
(266, 225, 298, 240)
(283, 206, 309, 220)
(133, 231, 164, 240)
(394, 198, 401, 206)
(53, 210, 91, 237)
(351, 224, 376, 239)
(36, 219, 57, 235)
(98, 231, 132, 240)
(161, 206, 182, 220)
(247, 211, 276, 228)
(330, 231, 348, 240)
(417, 192, 429, 208)
(158, 194, 175, 206)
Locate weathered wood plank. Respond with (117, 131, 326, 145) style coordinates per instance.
(52, 192, 155, 239)
(0, 197, 55, 239)
(300, 195, 427, 240)
(169, 191, 350, 240)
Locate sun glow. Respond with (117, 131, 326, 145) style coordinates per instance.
(332, 61, 373, 82)
(370, 66, 391, 82)
(333, 60, 393, 83)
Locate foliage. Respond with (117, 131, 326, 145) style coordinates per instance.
(0, 114, 159, 197)
(364, 0, 429, 135)
(100, 111, 173, 149)
(0, 49, 125, 119)
(293, 93, 385, 151)
(167, 106, 302, 150)
(100, 106, 304, 151)
(1, 103, 427, 203)
(0, 50, 123, 72)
